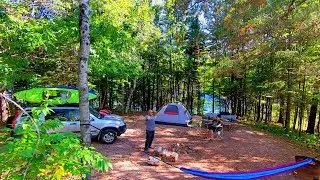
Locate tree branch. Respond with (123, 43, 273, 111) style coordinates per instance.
(281, 0, 308, 19)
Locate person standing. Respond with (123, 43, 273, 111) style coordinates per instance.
(144, 109, 155, 152)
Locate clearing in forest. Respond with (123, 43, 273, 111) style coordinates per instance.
(93, 114, 316, 180)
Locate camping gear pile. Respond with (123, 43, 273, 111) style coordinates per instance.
(147, 156, 160, 166)
(147, 146, 179, 166)
(99, 109, 111, 116)
(155, 146, 179, 162)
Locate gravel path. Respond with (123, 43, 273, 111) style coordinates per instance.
(92, 115, 316, 180)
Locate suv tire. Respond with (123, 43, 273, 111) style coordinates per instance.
(100, 129, 117, 144)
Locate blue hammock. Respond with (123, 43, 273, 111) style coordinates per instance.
(180, 158, 313, 179)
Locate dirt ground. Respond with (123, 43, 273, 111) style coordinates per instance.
(92, 115, 317, 180)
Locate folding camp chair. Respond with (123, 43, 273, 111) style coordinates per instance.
(188, 118, 202, 135)
(215, 126, 223, 139)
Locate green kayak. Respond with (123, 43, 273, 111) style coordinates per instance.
(14, 86, 97, 105)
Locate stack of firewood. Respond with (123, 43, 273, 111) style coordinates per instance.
(154, 146, 179, 162)
(171, 143, 194, 155)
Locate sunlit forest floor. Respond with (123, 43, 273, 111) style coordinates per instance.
(93, 114, 317, 180)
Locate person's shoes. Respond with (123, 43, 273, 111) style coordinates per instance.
(203, 137, 209, 140)
(143, 148, 149, 153)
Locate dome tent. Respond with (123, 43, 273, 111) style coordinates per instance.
(155, 102, 192, 126)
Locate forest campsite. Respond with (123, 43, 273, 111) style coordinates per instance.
(0, 0, 320, 179)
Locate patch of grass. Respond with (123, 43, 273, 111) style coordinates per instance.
(242, 120, 320, 153)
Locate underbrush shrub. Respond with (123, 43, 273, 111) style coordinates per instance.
(0, 105, 111, 179)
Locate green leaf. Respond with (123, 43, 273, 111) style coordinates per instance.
(21, 149, 33, 158)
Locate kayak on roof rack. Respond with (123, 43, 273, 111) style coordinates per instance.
(13, 86, 97, 105)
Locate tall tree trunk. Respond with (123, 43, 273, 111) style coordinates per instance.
(147, 71, 151, 110)
(261, 99, 265, 122)
(248, 100, 252, 119)
(99, 78, 108, 109)
(78, 0, 91, 152)
(125, 79, 137, 113)
(197, 81, 201, 114)
(299, 76, 306, 136)
(160, 77, 163, 108)
(254, 99, 257, 121)
(237, 79, 243, 116)
(293, 83, 301, 129)
(109, 79, 113, 109)
(187, 76, 191, 110)
(190, 82, 194, 113)
(318, 111, 320, 135)
(269, 99, 273, 122)
(231, 75, 236, 114)
(257, 95, 261, 122)
(278, 95, 284, 125)
(218, 83, 221, 113)
(293, 105, 299, 130)
(151, 74, 155, 110)
(285, 93, 291, 129)
(306, 99, 317, 134)
(131, 86, 135, 110)
(237, 96, 242, 116)
(265, 98, 268, 124)
(176, 74, 180, 102)
(142, 65, 146, 111)
(169, 33, 173, 102)
(285, 30, 293, 129)
(183, 80, 186, 105)
(156, 73, 159, 110)
(100, 90, 107, 109)
(212, 80, 215, 113)
(243, 69, 247, 116)
(121, 82, 125, 111)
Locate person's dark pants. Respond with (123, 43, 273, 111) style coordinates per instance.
(144, 130, 154, 150)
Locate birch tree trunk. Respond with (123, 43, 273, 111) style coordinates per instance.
(0, 90, 9, 124)
(78, 0, 91, 148)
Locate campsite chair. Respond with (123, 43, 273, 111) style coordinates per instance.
(188, 118, 203, 135)
(215, 126, 223, 139)
(202, 116, 213, 129)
